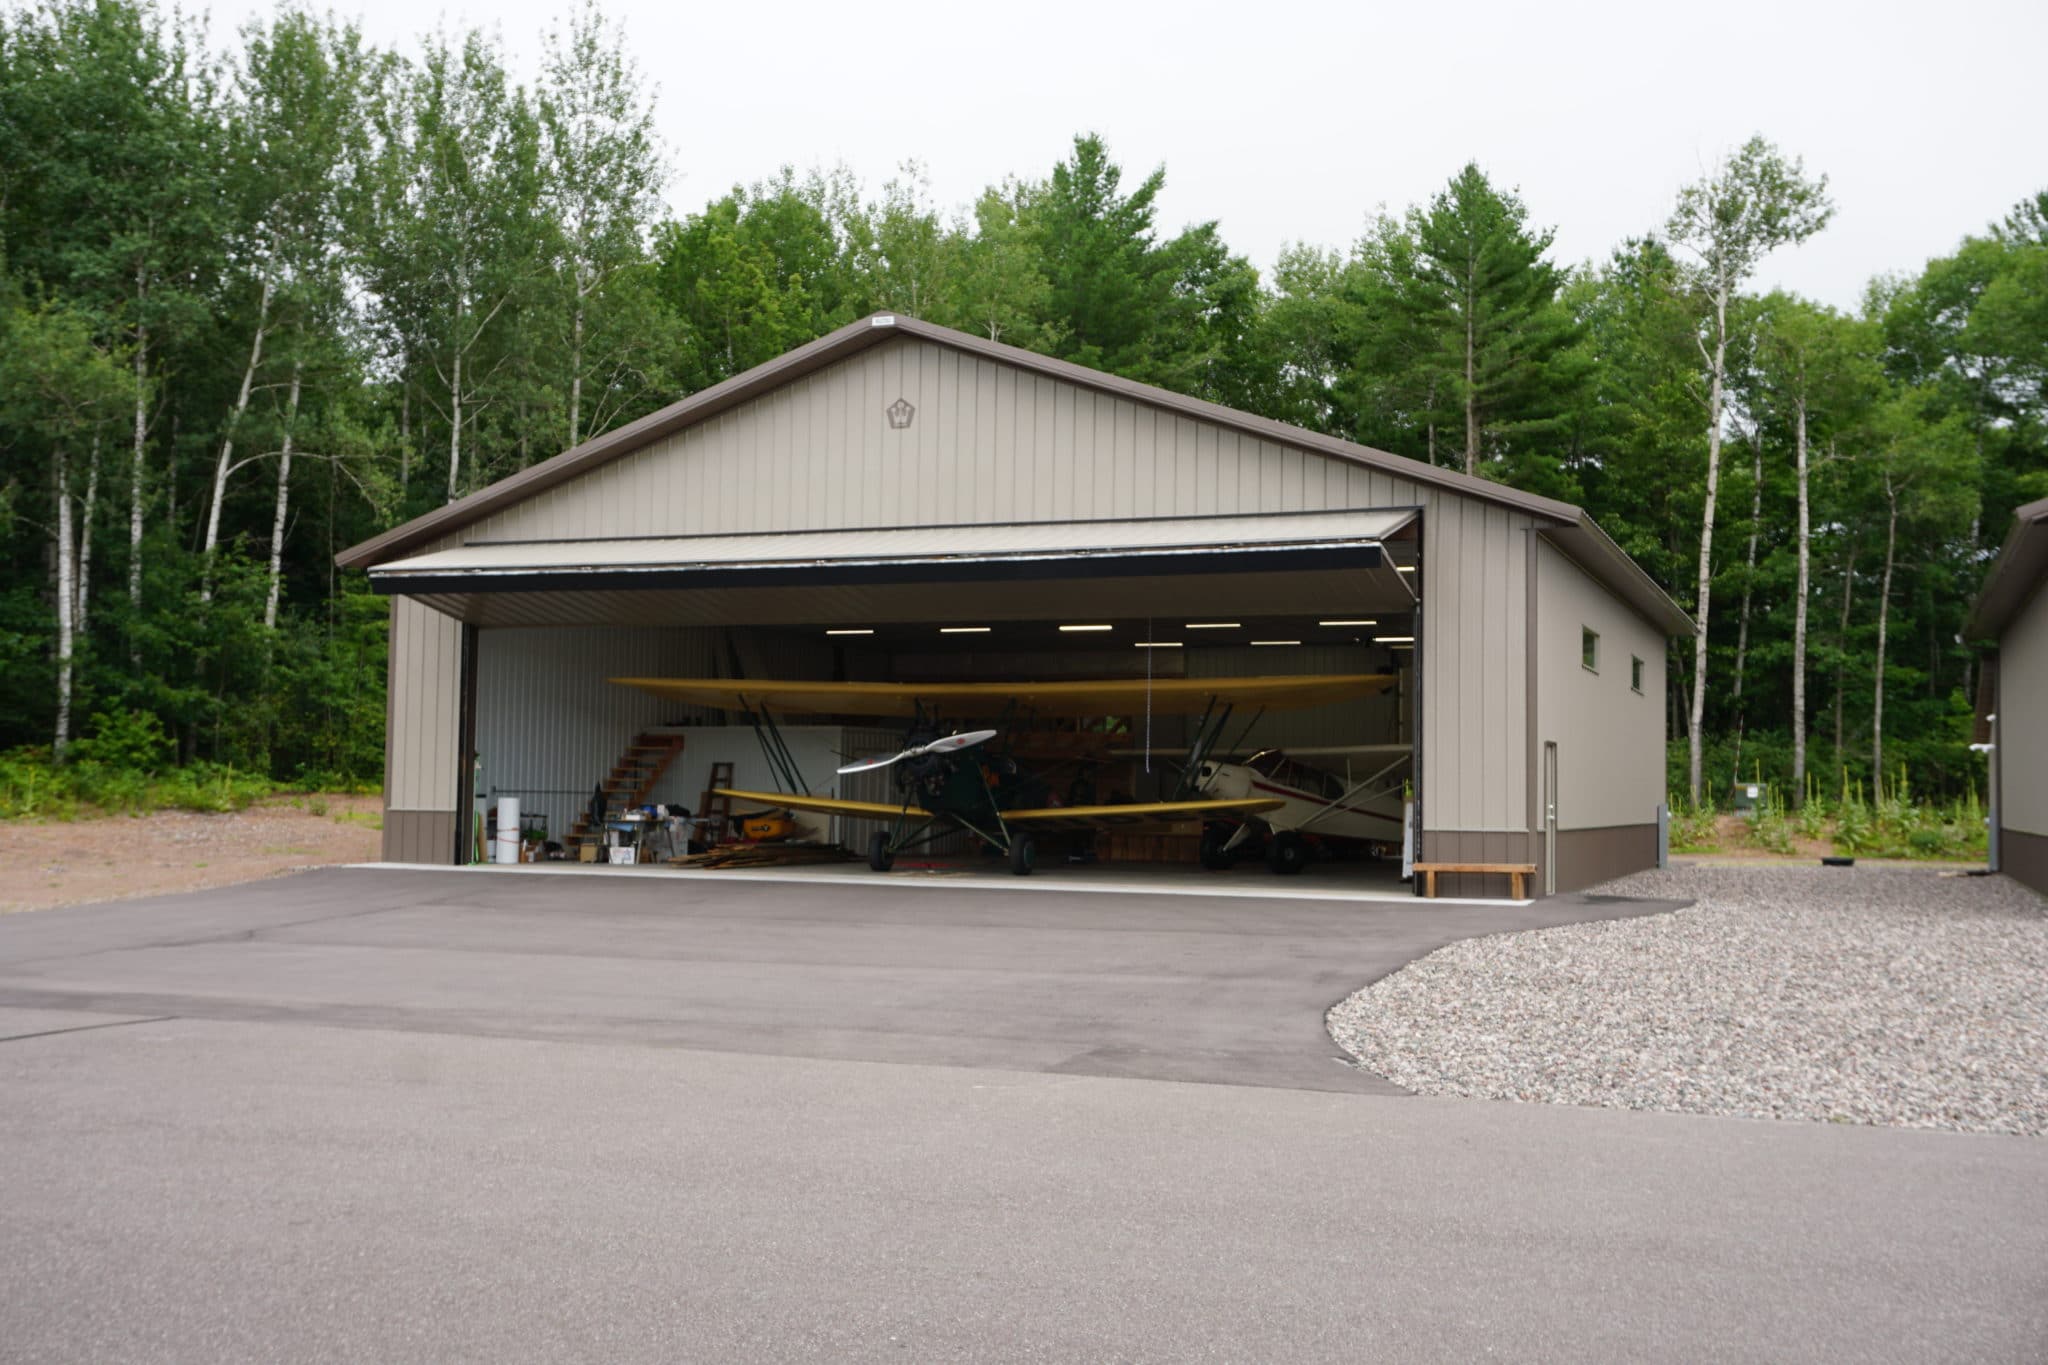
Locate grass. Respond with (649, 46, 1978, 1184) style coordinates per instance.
(1669, 767, 1988, 863)
(1, 749, 376, 823)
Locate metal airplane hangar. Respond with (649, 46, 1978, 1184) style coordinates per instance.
(343, 312, 1688, 898)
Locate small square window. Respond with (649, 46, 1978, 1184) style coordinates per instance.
(1581, 627, 1599, 673)
(1631, 656, 1644, 693)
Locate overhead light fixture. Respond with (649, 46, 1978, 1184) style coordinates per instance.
(824, 628, 874, 636)
(939, 626, 991, 634)
(1318, 619, 1377, 627)
(1377, 635, 1415, 643)
(1058, 624, 1113, 633)
(1185, 622, 1239, 629)
(1133, 641, 1183, 649)
(1395, 564, 1416, 574)
(1251, 640, 1302, 647)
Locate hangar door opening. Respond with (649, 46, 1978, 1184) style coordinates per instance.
(373, 508, 1423, 881)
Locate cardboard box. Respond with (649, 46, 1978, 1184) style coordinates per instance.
(607, 846, 636, 866)
(579, 843, 598, 863)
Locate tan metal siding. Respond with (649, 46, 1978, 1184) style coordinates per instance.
(1999, 579, 2048, 838)
(1418, 500, 1531, 834)
(1534, 538, 1667, 831)
(386, 595, 463, 813)
(451, 338, 1434, 544)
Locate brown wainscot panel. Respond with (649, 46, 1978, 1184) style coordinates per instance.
(2002, 827, 2048, 898)
(383, 808, 459, 865)
(1554, 824, 1658, 894)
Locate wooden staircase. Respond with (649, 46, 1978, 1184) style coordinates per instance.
(566, 732, 689, 854)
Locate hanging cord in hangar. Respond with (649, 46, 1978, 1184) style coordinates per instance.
(1143, 617, 1153, 774)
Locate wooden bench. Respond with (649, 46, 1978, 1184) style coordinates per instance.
(1413, 862, 1537, 900)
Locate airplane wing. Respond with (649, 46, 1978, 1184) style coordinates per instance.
(1001, 797, 1284, 831)
(615, 674, 1392, 718)
(716, 789, 1283, 832)
(714, 788, 905, 820)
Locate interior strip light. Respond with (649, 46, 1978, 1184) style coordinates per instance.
(1318, 619, 1377, 627)
(1133, 641, 1183, 649)
(1185, 622, 1239, 629)
(1395, 564, 1416, 574)
(939, 626, 991, 634)
(1377, 635, 1415, 643)
(1250, 640, 1302, 647)
(1058, 624, 1113, 633)
(824, 628, 874, 636)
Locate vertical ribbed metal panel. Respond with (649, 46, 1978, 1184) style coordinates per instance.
(459, 337, 1436, 543)
(387, 595, 462, 812)
(1416, 496, 1530, 834)
(473, 626, 719, 842)
(1533, 538, 1667, 831)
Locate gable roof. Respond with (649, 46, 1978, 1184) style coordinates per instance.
(337, 312, 1690, 633)
(1966, 495, 2048, 640)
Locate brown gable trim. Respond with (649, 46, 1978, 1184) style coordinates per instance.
(335, 312, 1685, 632)
(1965, 495, 2048, 640)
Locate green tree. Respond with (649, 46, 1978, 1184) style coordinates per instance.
(1664, 135, 1833, 803)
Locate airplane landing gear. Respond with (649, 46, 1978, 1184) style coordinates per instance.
(1009, 832, 1037, 876)
(1200, 824, 1241, 871)
(1266, 830, 1309, 875)
(868, 831, 895, 872)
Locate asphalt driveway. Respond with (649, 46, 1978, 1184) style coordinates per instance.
(2, 868, 2044, 1362)
(0, 865, 1678, 1092)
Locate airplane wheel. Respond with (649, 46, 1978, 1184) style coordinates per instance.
(1199, 826, 1239, 871)
(1009, 833, 1037, 876)
(1266, 831, 1309, 875)
(868, 832, 895, 872)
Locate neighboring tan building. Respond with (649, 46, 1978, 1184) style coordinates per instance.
(1969, 495, 2048, 896)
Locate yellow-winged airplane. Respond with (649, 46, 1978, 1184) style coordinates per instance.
(611, 674, 1391, 875)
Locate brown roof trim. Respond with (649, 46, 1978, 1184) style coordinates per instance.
(336, 312, 1685, 631)
(1965, 495, 2048, 640)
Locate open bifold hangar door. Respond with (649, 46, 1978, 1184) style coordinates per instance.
(363, 507, 1419, 628)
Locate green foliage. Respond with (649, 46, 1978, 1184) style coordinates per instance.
(0, 748, 275, 818)
(0, 1, 2042, 831)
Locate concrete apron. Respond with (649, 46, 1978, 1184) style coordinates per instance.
(358, 859, 1534, 907)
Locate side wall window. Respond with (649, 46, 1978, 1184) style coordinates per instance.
(1631, 656, 1644, 693)
(1581, 627, 1599, 673)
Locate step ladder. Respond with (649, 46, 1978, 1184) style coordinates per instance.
(698, 762, 736, 845)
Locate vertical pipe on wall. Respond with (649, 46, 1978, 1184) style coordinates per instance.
(455, 623, 479, 865)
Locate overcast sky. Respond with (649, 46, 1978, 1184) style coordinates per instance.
(209, 0, 2047, 311)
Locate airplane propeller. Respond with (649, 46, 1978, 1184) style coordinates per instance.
(836, 729, 998, 776)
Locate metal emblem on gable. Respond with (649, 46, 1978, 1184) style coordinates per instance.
(886, 397, 915, 429)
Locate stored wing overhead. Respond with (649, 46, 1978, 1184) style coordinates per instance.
(715, 788, 1285, 829)
(614, 674, 1393, 719)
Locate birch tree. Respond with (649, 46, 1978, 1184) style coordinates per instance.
(1665, 136, 1832, 804)
(537, 1, 666, 451)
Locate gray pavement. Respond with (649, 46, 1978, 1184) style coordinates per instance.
(1, 868, 2045, 1362)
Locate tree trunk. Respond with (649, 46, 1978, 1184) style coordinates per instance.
(568, 300, 585, 449)
(1732, 424, 1763, 706)
(445, 317, 464, 504)
(76, 432, 100, 639)
(1832, 544, 1855, 771)
(128, 316, 148, 645)
(201, 277, 274, 604)
(399, 376, 411, 491)
(1872, 477, 1897, 798)
(1790, 396, 1810, 807)
(54, 445, 77, 759)
(1463, 270, 1479, 477)
(263, 362, 303, 631)
(1686, 284, 1730, 804)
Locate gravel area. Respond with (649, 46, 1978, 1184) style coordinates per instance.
(1329, 864, 2048, 1136)
(0, 796, 382, 913)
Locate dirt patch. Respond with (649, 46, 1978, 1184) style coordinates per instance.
(0, 795, 381, 913)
